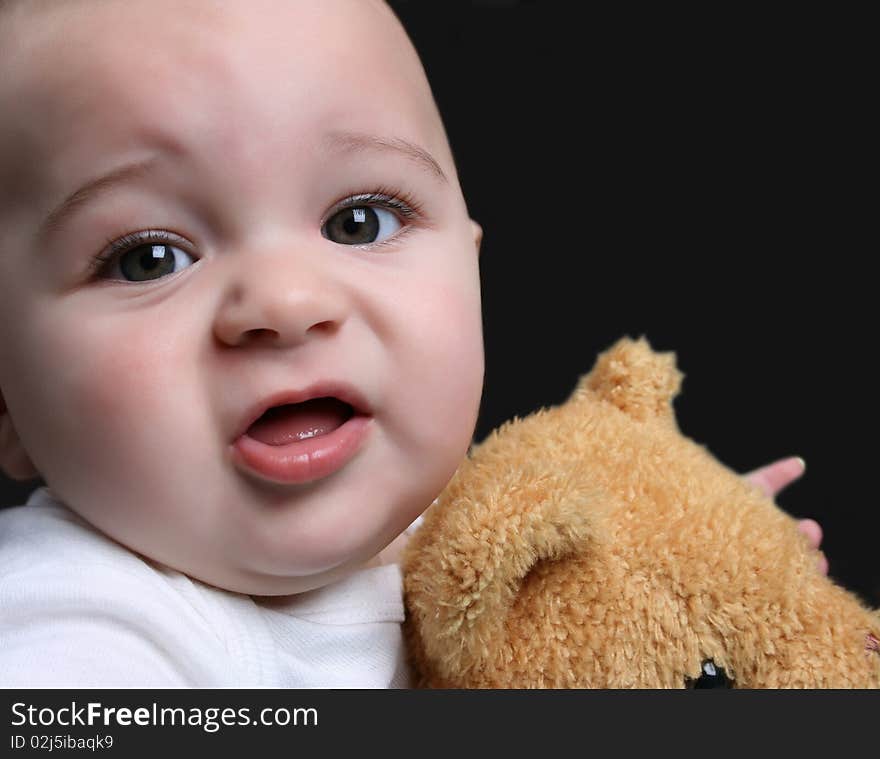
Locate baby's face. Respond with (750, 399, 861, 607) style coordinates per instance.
(0, 0, 484, 594)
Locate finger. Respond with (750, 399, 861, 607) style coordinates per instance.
(796, 519, 828, 575)
(796, 518, 823, 550)
(743, 456, 806, 498)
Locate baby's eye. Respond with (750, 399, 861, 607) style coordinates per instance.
(322, 204, 402, 246)
(116, 243, 194, 282)
(92, 234, 196, 283)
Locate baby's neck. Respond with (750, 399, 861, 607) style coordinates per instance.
(360, 531, 410, 569)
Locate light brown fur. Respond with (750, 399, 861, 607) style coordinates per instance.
(403, 336, 880, 688)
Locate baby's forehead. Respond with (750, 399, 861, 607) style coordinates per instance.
(1, 0, 428, 109)
(0, 0, 451, 199)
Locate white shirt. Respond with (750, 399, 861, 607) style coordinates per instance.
(0, 487, 411, 688)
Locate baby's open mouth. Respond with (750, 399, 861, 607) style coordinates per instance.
(245, 397, 354, 446)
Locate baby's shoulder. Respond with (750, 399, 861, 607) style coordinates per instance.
(0, 487, 142, 577)
(0, 488, 164, 596)
(0, 489, 191, 629)
(0, 487, 232, 617)
(0, 488, 261, 686)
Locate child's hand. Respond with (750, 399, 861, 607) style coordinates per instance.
(743, 457, 829, 575)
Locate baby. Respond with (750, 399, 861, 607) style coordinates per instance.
(0, 0, 822, 687)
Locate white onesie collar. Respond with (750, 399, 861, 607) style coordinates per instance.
(254, 563, 405, 625)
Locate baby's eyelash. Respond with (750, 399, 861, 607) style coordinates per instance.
(329, 185, 425, 222)
(88, 229, 179, 274)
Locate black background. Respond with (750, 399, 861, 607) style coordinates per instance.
(2, 2, 875, 605)
(391, 1, 876, 604)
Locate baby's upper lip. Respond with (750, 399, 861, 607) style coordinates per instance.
(232, 380, 373, 441)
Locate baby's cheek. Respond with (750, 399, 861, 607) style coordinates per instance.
(394, 280, 483, 447)
(26, 311, 196, 481)
(63, 329, 166, 412)
(24, 316, 209, 538)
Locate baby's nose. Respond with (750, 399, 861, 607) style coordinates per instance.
(212, 249, 348, 349)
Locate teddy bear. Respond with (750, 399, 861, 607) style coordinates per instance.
(402, 336, 880, 688)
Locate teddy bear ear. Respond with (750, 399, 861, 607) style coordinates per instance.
(402, 465, 604, 685)
(570, 335, 684, 423)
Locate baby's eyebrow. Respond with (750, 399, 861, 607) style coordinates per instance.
(38, 157, 159, 242)
(323, 130, 448, 186)
(36, 131, 447, 241)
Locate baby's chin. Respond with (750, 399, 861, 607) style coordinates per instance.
(178, 552, 384, 597)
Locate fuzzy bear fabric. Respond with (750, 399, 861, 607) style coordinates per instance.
(403, 336, 880, 688)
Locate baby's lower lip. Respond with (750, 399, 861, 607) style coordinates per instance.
(230, 414, 372, 485)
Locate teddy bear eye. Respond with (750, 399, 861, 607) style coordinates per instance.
(685, 659, 733, 689)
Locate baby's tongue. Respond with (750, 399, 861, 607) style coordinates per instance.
(246, 398, 352, 445)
